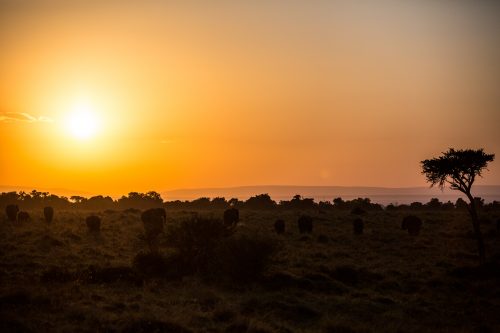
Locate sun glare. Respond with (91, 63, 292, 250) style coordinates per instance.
(65, 101, 101, 140)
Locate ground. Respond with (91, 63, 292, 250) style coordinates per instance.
(0, 208, 499, 333)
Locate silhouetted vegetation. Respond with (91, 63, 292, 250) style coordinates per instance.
(333, 197, 383, 211)
(17, 211, 30, 223)
(297, 215, 313, 234)
(350, 206, 366, 215)
(244, 194, 276, 210)
(132, 251, 183, 280)
(2, 190, 500, 214)
(352, 218, 363, 235)
(274, 219, 285, 234)
(280, 195, 316, 210)
(85, 215, 101, 234)
(223, 208, 239, 228)
(117, 191, 163, 209)
(140, 208, 166, 252)
(215, 235, 277, 283)
(79, 265, 142, 286)
(163, 216, 276, 283)
(165, 217, 236, 275)
(401, 215, 422, 236)
(43, 206, 54, 224)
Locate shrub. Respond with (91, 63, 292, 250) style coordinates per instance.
(165, 217, 277, 282)
(79, 265, 142, 285)
(166, 217, 235, 274)
(297, 215, 313, 233)
(402, 215, 422, 236)
(43, 206, 54, 223)
(215, 235, 276, 283)
(124, 208, 141, 214)
(86, 215, 101, 234)
(274, 219, 285, 234)
(141, 208, 166, 251)
(223, 208, 239, 228)
(351, 207, 366, 215)
(353, 218, 364, 235)
(17, 211, 30, 223)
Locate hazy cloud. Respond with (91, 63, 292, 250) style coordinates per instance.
(0, 112, 53, 123)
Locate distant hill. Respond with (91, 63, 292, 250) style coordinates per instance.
(162, 185, 500, 205)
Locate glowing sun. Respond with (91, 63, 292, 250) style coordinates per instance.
(65, 101, 101, 140)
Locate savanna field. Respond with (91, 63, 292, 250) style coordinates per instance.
(1, 206, 499, 333)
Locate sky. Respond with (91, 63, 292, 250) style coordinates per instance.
(1, 0, 499, 196)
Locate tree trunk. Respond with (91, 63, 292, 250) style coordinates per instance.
(466, 193, 486, 264)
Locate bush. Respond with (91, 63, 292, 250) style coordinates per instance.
(353, 218, 364, 235)
(215, 235, 276, 283)
(79, 265, 142, 286)
(166, 217, 235, 274)
(86, 215, 101, 234)
(124, 208, 141, 214)
(351, 207, 366, 215)
(297, 215, 313, 233)
(402, 215, 422, 236)
(274, 219, 285, 234)
(165, 217, 277, 282)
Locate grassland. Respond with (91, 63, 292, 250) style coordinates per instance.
(1, 208, 499, 332)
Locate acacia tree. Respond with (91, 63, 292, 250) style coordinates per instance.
(421, 148, 495, 264)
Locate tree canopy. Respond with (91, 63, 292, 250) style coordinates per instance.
(421, 148, 495, 194)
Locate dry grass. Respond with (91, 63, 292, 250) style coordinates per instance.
(1, 208, 499, 332)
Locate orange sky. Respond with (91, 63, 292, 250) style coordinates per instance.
(1, 1, 499, 196)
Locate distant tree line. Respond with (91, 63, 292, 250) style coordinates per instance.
(1, 190, 499, 212)
(0, 190, 162, 210)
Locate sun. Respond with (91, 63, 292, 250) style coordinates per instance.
(65, 100, 101, 140)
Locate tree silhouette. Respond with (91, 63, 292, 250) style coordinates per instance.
(421, 148, 495, 263)
(70, 196, 86, 204)
(117, 191, 163, 209)
(244, 194, 276, 210)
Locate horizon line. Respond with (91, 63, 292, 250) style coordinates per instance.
(163, 184, 500, 192)
(1, 183, 499, 198)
